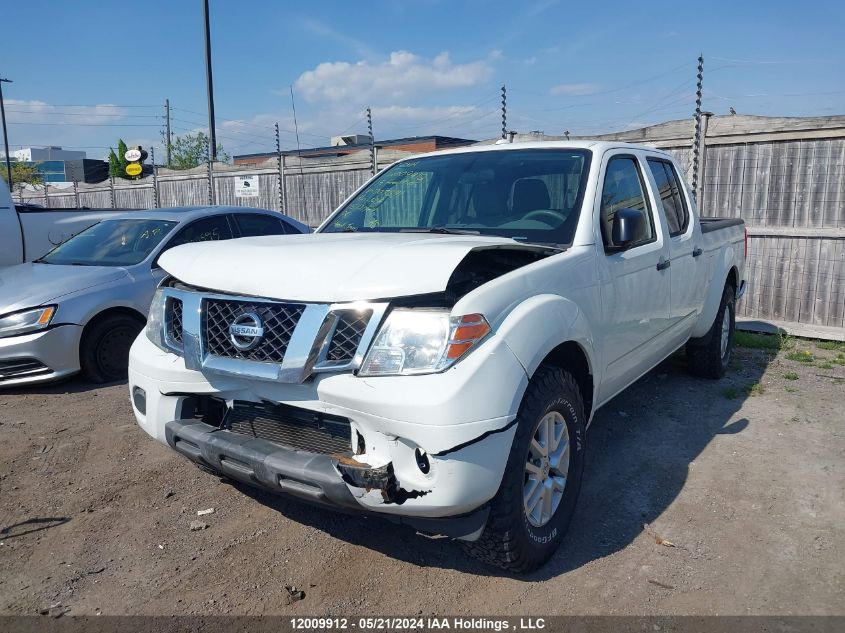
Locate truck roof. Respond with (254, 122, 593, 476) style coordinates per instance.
(419, 139, 674, 160)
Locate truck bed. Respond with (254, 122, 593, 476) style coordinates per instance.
(700, 217, 744, 233)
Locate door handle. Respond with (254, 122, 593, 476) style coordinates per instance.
(656, 258, 671, 271)
(692, 247, 703, 257)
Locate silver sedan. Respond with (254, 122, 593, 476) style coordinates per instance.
(0, 206, 308, 387)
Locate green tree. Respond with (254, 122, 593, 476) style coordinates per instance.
(1, 161, 45, 202)
(168, 132, 229, 170)
(107, 139, 130, 178)
(1, 161, 43, 187)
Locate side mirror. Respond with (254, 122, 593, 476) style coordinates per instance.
(611, 208, 645, 248)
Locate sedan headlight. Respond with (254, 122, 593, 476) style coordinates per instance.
(145, 288, 168, 351)
(0, 306, 56, 338)
(359, 309, 490, 376)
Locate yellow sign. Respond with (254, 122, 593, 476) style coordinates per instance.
(125, 163, 142, 176)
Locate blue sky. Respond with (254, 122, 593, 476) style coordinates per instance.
(3, 0, 844, 160)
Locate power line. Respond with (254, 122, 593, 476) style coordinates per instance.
(7, 121, 161, 127)
(10, 103, 160, 108)
(5, 109, 161, 118)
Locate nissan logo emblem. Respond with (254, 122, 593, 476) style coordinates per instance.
(229, 312, 264, 351)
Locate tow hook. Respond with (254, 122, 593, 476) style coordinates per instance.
(332, 454, 429, 505)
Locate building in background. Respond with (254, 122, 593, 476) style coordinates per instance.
(12, 146, 86, 162)
(0, 147, 109, 184)
(233, 134, 476, 166)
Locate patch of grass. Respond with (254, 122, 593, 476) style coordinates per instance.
(748, 382, 765, 396)
(785, 386, 799, 393)
(833, 354, 845, 366)
(783, 371, 799, 380)
(722, 387, 739, 400)
(735, 331, 790, 351)
(785, 350, 815, 363)
(816, 340, 845, 352)
(818, 362, 834, 370)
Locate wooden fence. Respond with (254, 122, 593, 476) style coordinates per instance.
(21, 150, 413, 228)
(19, 114, 845, 340)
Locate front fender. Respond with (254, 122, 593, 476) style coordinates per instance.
(690, 247, 737, 339)
(495, 293, 598, 404)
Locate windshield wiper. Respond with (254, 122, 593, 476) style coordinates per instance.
(399, 227, 481, 235)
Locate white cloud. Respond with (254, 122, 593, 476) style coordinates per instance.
(294, 51, 494, 104)
(549, 83, 602, 96)
(524, 56, 538, 66)
(372, 104, 478, 122)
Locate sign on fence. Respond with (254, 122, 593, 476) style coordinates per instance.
(234, 176, 260, 198)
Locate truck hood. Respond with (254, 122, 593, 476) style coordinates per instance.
(158, 232, 551, 302)
(0, 263, 128, 314)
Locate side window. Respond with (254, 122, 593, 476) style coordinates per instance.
(647, 159, 689, 237)
(600, 156, 655, 250)
(167, 215, 233, 249)
(234, 213, 287, 237)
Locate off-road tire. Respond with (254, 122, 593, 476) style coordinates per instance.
(686, 283, 736, 379)
(464, 365, 586, 573)
(80, 314, 145, 383)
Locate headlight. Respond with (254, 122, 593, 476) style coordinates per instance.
(145, 288, 168, 351)
(0, 306, 56, 338)
(359, 309, 490, 376)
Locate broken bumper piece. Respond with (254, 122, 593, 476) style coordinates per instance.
(165, 419, 489, 540)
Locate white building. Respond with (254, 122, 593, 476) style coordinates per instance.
(10, 147, 86, 162)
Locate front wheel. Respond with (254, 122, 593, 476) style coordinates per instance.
(686, 283, 736, 379)
(465, 366, 586, 573)
(80, 314, 145, 383)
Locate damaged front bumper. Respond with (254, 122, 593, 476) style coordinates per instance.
(165, 418, 490, 540)
(129, 331, 527, 539)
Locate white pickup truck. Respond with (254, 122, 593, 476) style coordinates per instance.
(129, 141, 746, 572)
(0, 179, 131, 267)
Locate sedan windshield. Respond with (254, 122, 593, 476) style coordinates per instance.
(38, 218, 177, 266)
(321, 148, 591, 245)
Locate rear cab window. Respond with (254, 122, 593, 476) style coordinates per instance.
(647, 158, 689, 237)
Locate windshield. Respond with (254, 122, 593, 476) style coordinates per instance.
(39, 218, 177, 266)
(321, 148, 591, 244)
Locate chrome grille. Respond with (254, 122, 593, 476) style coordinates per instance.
(327, 310, 372, 362)
(167, 298, 183, 347)
(225, 402, 351, 454)
(204, 299, 305, 363)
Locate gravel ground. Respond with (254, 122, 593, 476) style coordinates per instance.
(0, 338, 843, 617)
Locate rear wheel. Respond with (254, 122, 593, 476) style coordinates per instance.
(465, 365, 586, 573)
(80, 314, 145, 383)
(686, 283, 736, 379)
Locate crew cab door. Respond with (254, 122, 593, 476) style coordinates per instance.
(645, 157, 707, 340)
(594, 152, 672, 404)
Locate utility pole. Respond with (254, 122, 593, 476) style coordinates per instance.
(501, 85, 508, 139)
(164, 98, 172, 168)
(202, 0, 217, 161)
(367, 106, 375, 175)
(0, 77, 12, 189)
